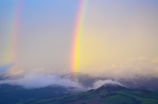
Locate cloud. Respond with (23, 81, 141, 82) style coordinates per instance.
(0, 63, 14, 73)
(0, 72, 84, 89)
(89, 79, 125, 89)
(92, 57, 158, 79)
(151, 57, 158, 64)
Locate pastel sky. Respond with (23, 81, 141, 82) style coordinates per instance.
(0, 0, 158, 78)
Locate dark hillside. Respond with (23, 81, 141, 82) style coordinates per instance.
(23, 84, 158, 104)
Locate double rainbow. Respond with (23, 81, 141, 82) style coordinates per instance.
(5, 0, 87, 74)
(72, 0, 88, 74)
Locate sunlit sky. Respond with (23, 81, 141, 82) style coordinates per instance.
(0, 0, 158, 78)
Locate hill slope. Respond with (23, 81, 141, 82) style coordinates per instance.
(24, 84, 158, 104)
(0, 84, 80, 104)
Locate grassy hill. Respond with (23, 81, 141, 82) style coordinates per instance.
(0, 84, 75, 104)
(22, 84, 158, 104)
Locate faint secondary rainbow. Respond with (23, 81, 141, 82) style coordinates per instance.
(71, 0, 88, 75)
(6, 0, 22, 64)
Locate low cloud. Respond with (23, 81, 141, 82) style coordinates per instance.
(0, 72, 84, 89)
(90, 79, 125, 89)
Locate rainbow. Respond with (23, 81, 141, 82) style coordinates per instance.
(6, 0, 22, 64)
(71, 0, 88, 75)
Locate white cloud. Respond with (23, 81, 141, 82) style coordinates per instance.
(90, 79, 125, 89)
(0, 72, 84, 89)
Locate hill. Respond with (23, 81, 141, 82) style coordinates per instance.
(22, 84, 158, 104)
(0, 84, 81, 104)
(1, 73, 158, 104)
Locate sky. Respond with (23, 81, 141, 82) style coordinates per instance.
(0, 0, 158, 78)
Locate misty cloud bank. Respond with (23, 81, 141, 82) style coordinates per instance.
(4, 57, 158, 80)
(0, 72, 84, 89)
(0, 72, 125, 90)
